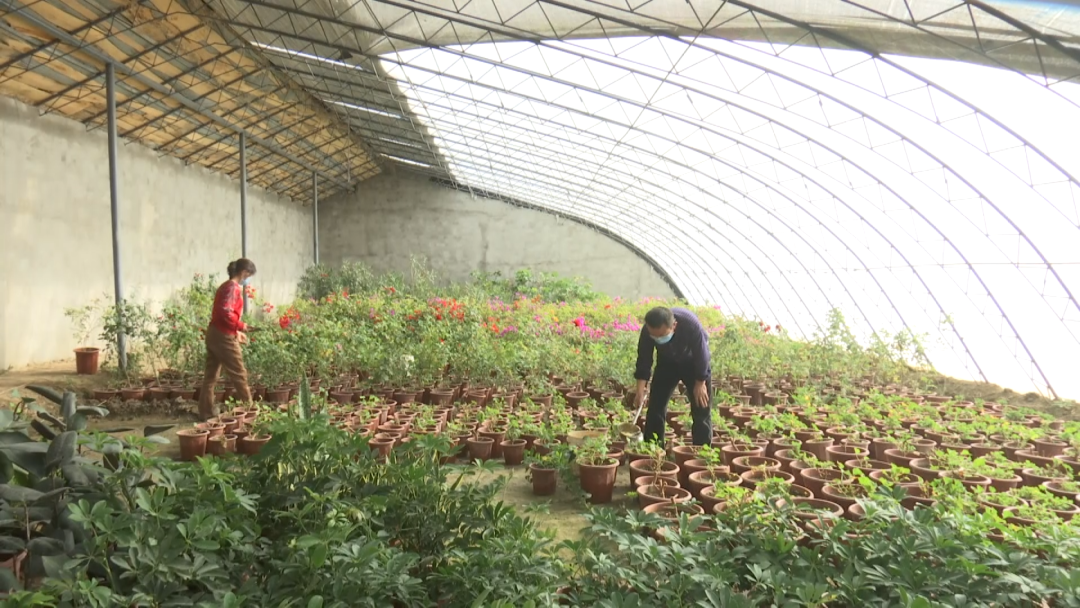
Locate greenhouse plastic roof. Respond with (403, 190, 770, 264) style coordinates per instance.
(1, 0, 1079, 398)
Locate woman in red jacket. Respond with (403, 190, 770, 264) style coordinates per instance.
(198, 258, 256, 420)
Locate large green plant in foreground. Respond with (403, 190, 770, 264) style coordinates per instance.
(6, 412, 1080, 607)
(8, 415, 565, 607)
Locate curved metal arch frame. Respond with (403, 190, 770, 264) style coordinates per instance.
(207, 4, 1043, 386)
(0, 0, 383, 190)
(347, 0, 1069, 391)
(375, 46, 1005, 376)
(384, 66, 997, 377)
(365, 0, 1080, 248)
(3, 0, 1073, 392)
(402, 93, 931, 333)
(334, 0, 1075, 393)
(216, 14, 934, 326)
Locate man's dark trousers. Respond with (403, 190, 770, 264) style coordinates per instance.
(643, 364, 712, 446)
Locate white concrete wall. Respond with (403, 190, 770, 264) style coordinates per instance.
(319, 170, 676, 300)
(0, 97, 313, 370)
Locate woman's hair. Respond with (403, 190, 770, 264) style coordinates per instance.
(227, 258, 257, 278)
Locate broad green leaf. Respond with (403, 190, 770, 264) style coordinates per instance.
(0, 567, 19, 592)
(0, 484, 43, 503)
(0, 536, 25, 554)
(76, 406, 109, 418)
(144, 425, 175, 437)
(25, 385, 64, 406)
(307, 597, 324, 608)
(27, 537, 65, 555)
(0, 451, 13, 485)
(68, 414, 88, 432)
(45, 431, 77, 470)
(60, 392, 77, 422)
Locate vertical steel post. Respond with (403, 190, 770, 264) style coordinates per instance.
(240, 132, 249, 314)
(312, 171, 319, 265)
(106, 63, 127, 371)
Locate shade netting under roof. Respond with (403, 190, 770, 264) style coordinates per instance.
(1, 0, 1078, 398)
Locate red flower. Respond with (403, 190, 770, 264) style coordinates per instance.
(279, 316, 291, 329)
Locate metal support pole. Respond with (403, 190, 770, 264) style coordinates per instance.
(240, 132, 249, 314)
(106, 63, 127, 372)
(312, 171, 319, 265)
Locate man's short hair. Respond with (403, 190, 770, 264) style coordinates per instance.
(644, 307, 675, 329)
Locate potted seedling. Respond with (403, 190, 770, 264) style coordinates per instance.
(701, 481, 751, 514)
(628, 440, 676, 488)
(527, 443, 569, 496)
(575, 435, 619, 504)
(500, 412, 529, 466)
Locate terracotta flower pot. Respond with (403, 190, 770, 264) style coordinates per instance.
(636, 482, 692, 508)
(1021, 467, 1068, 487)
(670, 445, 702, 486)
(207, 434, 236, 456)
(529, 464, 557, 496)
(369, 435, 395, 458)
(177, 429, 209, 461)
(842, 458, 890, 475)
(500, 439, 527, 466)
(198, 422, 225, 439)
(698, 479, 742, 513)
(870, 438, 898, 462)
(686, 469, 732, 499)
(265, 387, 291, 404)
(239, 434, 272, 456)
(1012, 449, 1053, 468)
(868, 469, 921, 489)
(941, 471, 992, 489)
(799, 468, 848, 498)
(739, 468, 794, 489)
(825, 445, 866, 463)
(93, 389, 119, 402)
(629, 459, 679, 488)
(787, 497, 844, 522)
(730, 455, 780, 476)
(803, 438, 834, 461)
(479, 428, 507, 458)
(1043, 480, 1080, 502)
(120, 387, 146, 402)
(908, 458, 944, 482)
(987, 474, 1023, 492)
(466, 436, 494, 461)
(1033, 437, 1068, 458)
(74, 347, 100, 375)
(579, 458, 619, 504)
(721, 443, 763, 465)
(820, 483, 869, 518)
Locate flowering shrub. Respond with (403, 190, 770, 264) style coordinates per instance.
(97, 264, 932, 391)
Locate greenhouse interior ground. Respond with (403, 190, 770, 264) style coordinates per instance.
(3, 0, 1080, 604)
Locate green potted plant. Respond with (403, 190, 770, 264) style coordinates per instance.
(575, 435, 618, 504)
(526, 444, 569, 496)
